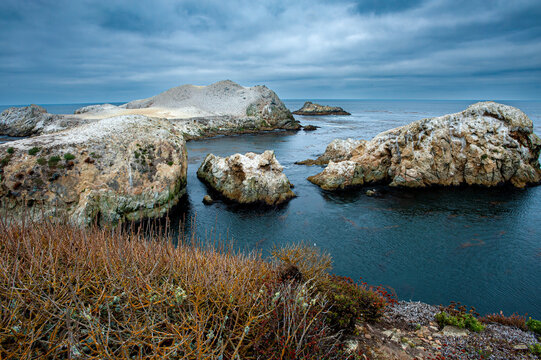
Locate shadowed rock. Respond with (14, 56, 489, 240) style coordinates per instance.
(308, 102, 541, 190)
(197, 150, 295, 205)
(293, 101, 351, 116)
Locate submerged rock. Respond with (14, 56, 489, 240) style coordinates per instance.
(0, 105, 85, 137)
(0, 115, 187, 226)
(196, 150, 295, 205)
(292, 101, 351, 116)
(296, 138, 365, 166)
(308, 102, 541, 190)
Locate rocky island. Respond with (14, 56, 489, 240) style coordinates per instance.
(197, 150, 295, 205)
(292, 101, 351, 116)
(306, 102, 541, 190)
(0, 80, 300, 139)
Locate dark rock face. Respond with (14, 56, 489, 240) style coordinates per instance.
(293, 102, 351, 116)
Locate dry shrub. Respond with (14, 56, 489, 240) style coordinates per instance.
(271, 243, 332, 282)
(0, 217, 343, 359)
(479, 311, 528, 331)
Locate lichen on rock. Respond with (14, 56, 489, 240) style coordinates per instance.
(197, 150, 295, 205)
(0, 115, 187, 226)
(308, 102, 541, 190)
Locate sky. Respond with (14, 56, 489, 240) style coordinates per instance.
(1, 0, 540, 104)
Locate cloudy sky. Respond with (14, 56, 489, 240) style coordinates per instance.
(1, 0, 540, 104)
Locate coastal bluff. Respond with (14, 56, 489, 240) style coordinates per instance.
(307, 102, 541, 190)
(0, 115, 187, 226)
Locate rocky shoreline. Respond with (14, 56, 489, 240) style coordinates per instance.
(349, 300, 540, 359)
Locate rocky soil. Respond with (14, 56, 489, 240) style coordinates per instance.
(0, 115, 187, 226)
(197, 150, 296, 205)
(307, 102, 541, 190)
(348, 301, 540, 359)
(293, 101, 351, 115)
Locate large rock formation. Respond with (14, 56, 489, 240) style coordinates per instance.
(0, 115, 187, 225)
(296, 138, 365, 165)
(308, 102, 541, 190)
(293, 101, 351, 116)
(197, 150, 295, 205)
(1, 81, 299, 140)
(76, 80, 300, 138)
(0, 105, 85, 137)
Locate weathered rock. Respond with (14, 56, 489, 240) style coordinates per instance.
(0, 115, 187, 226)
(296, 138, 365, 165)
(309, 102, 541, 190)
(202, 194, 213, 205)
(0, 105, 85, 137)
(124, 80, 300, 137)
(442, 326, 469, 337)
(293, 101, 351, 116)
(302, 125, 319, 131)
(74, 104, 121, 114)
(196, 150, 295, 205)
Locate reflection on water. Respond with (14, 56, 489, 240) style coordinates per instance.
(2, 100, 541, 317)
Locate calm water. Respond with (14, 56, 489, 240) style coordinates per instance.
(2, 100, 541, 317)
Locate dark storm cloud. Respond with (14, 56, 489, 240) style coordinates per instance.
(0, 0, 540, 103)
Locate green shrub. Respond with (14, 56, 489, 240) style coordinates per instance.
(167, 161, 174, 166)
(527, 318, 541, 336)
(435, 302, 484, 332)
(436, 311, 484, 332)
(318, 275, 395, 332)
(530, 343, 541, 356)
(28, 147, 40, 156)
(7, 147, 14, 154)
(48, 156, 61, 167)
(1, 157, 9, 167)
(63, 153, 75, 161)
(37, 157, 46, 165)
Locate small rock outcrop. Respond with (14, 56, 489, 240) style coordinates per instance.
(197, 150, 295, 205)
(0, 105, 84, 137)
(74, 104, 121, 114)
(302, 125, 319, 131)
(0, 115, 187, 226)
(293, 101, 351, 116)
(308, 102, 541, 190)
(296, 138, 365, 166)
(202, 195, 213, 205)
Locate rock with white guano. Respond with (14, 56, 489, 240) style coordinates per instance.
(0, 115, 187, 226)
(197, 150, 295, 205)
(308, 102, 541, 190)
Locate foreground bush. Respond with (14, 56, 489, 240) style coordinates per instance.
(435, 302, 484, 333)
(0, 219, 396, 359)
(0, 219, 344, 359)
(479, 311, 528, 331)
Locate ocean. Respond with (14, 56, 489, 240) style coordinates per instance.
(1, 99, 540, 317)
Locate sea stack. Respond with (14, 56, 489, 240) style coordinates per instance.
(308, 102, 541, 190)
